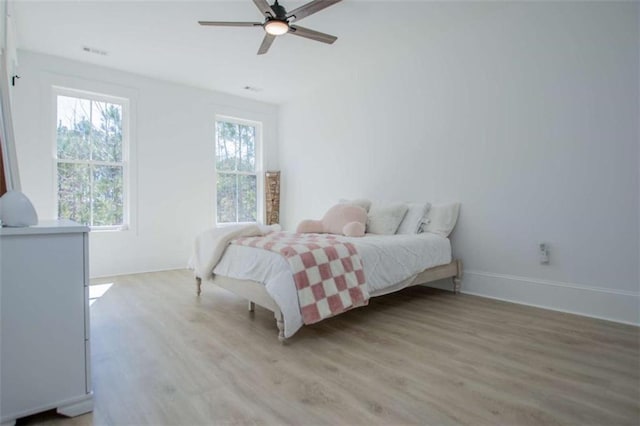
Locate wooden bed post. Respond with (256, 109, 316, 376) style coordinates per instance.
(275, 312, 285, 343)
(196, 277, 202, 296)
(452, 259, 463, 294)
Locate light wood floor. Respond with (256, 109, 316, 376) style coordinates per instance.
(19, 269, 639, 426)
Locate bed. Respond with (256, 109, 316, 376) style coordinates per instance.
(194, 230, 462, 342)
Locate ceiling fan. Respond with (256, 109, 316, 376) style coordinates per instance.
(198, 0, 342, 55)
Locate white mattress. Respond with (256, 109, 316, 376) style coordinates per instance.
(213, 232, 451, 338)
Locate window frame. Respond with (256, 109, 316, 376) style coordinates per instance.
(52, 86, 131, 232)
(214, 114, 263, 225)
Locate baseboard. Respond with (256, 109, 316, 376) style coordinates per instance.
(431, 270, 639, 326)
(90, 266, 187, 280)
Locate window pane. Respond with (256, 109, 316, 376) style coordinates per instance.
(55, 91, 128, 229)
(217, 173, 237, 223)
(238, 174, 257, 222)
(57, 96, 91, 160)
(58, 162, 91, 225)
(237, 124, 256, 172)
(216, 121, 238, 171)
(92, 165, 124, 226)
(91, 101, 123, 163)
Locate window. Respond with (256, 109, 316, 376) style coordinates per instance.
(54, 89, 129, 230)
(215, 117, 261, 224)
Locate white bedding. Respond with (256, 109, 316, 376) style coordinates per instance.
(212, 232, 451, 338)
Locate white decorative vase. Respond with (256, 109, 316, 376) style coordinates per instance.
(0, 190, 38, 227)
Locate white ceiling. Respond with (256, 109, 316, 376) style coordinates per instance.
(13, 0, 499, 104)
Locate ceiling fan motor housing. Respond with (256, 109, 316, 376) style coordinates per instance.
(270, 1, 288, 19)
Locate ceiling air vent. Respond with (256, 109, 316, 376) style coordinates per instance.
(82, 46, 108, 56)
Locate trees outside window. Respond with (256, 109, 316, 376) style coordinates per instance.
(215, 118, 261, 224)
(55, 91, 129, 229)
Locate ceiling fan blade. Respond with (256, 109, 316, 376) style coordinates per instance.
(257, 33, 276, 55)
(289, 25, 337, 44)
(252, 0, 275, 18)
(286, 0, 342, 22)
(199, 21, 263, 27)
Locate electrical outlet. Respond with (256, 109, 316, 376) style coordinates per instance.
(539, 243, 550, 264)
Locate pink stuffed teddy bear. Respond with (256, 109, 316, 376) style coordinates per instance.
(296, 204, 367, 237)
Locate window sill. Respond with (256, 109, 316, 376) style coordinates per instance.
(216, 222, 258, 227)
(90, 225, 129, 233)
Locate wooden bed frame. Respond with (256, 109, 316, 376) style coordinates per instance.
(196, 259, 463, 342)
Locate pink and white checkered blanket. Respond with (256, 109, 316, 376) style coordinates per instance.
(232, 232, 369, 324)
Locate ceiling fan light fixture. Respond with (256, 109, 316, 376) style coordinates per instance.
(198, 0, 341, 55)
(264, 19, 289, 36)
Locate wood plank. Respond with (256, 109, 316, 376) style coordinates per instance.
(18, 269, 640, 426)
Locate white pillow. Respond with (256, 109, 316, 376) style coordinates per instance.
(367, 203, 409, 235)
(339, 198, 372, 212)
(396, 202, 431, 234)
(423, 203, 460, 237)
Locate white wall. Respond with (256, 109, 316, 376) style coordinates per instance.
(12, 50, 278, 278)
(0, 2, 5, 51)
(278, 2, 640, 324)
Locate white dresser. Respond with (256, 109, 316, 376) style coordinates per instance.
(0, 220, 93, 425)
